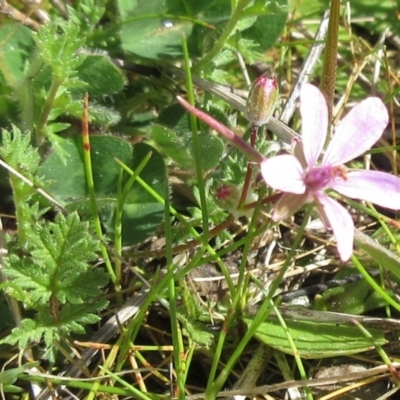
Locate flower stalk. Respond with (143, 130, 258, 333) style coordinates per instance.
(177, 96, 265, 164)
(178, 83, 400, 261)
(261, 84, 400, 261)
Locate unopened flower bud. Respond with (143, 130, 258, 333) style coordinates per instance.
(245, 74, 278, 126)
(214, 183, 255, 218)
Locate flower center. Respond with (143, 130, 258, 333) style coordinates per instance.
(305, 165, 347, 191)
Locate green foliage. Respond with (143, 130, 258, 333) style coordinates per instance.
(0, 0, 397, 398)
(0, 128, 108, 361)
(33, 23, 84, 79)
(0, 127, 47, 245)
(0, 127, 40, 180)
(0, 23, 34, 89)
(0, 20, 126, 144)
(2, 213, 108, 360)
(243, 313, 387, 358)
(76, 54, 126, 97)
(0, 362, 38, 394)
(117, 0, 288, 60)
(64, 0, 108, 36)
(39, 136, 167, 245)
(151, 105, 225, 171)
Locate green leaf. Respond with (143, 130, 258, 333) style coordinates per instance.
(4, 213, 104, 305)
(317, 268, 386, 314)
(0, 23, 35, 88)
(104, 142, 167, 245)
(0, 127, 40, 176)
(182, 319, 215, 348)
(355, 230, 400, 281)
(241, 0, 288, 52)
(33, 23, 84, 78)
(118, 0, 192, 59)
(151, 124, 192, 166)
(57, 300, 109, 332)
(2, 213, 109, 360)
(76, 54, 126, 97)
(243, 314, 387, 359)
(151, 123, 224, 171)
(40, 135, 132, 199)
(120, 17, 193, 59)
(0, 365, 25, 386)
(0, 127, 45, 211)
(39, 136, 167, 245)
(61, 99, 121, 126)
(1, 318, 58, 350)
(0, 362, 38, 393)
(155, 103, 226, 170)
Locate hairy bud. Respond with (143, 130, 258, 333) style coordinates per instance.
(245, 74, 278, 126)
(214, 183, 255, 218)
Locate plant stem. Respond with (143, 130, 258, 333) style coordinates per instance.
(321, 0, 340, 126)
(114, 152, 152, 289)
(81, 94, 117, 288)
(35, 75, 62, 145)
(239, 124, 259, 207)
(182, 34, 209, 245)
(206, 206, 312, 397)
(164, 184, 187, 399)
(177, 96, 265, 163)
(193, 0, 251, 71)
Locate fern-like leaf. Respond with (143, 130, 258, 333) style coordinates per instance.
(2, 212, 109, 358)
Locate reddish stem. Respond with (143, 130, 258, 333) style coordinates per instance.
(177, 96, 265, 163)
(239, 125, 259, 207)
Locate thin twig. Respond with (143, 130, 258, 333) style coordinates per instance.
(0, 159, 67, 212)
(0, 0, 41, 31)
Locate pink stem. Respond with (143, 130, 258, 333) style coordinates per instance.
(177, 96, 265, 164)
(239, 125, 259, 207)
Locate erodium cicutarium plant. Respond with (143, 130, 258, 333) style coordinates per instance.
(178, 83, 400, 261)
(262, 84, 400, 261)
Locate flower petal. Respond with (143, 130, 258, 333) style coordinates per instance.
(316, 194, 354, 261)
(272, 192, 310, 220)
(322, 97, 388, 166)
(300, 84, 328, 167)
(261, 155, 305, 194)
(330, 170, 400, 209)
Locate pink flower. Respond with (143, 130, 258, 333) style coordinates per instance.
(261, 83, 400, 261)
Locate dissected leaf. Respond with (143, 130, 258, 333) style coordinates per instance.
(1, 213, 109, 360)
(33, 23, 84, 77)
(3, 213, 105, 304)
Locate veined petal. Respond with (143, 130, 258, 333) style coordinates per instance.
(322, 97, 388, 166)
(261, 155, 305, 194)
(300, 84, 328, 167)
(330, 170, 400, 209)
(272, 192, 310, 220)
(316, 194, 354, 262)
